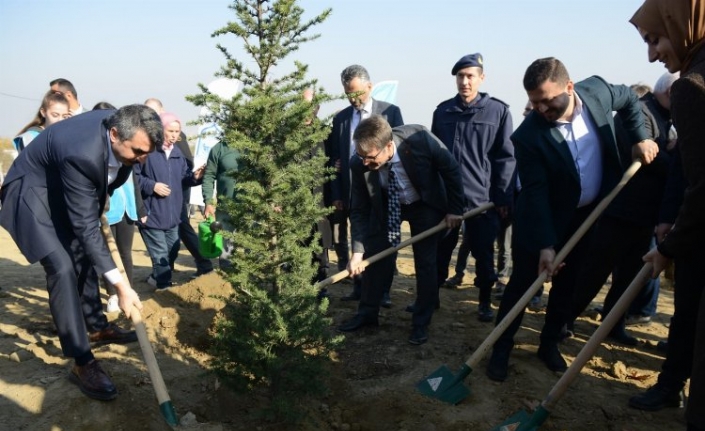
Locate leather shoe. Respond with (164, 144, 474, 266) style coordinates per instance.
(381, 293, 392, 309)
(486, 347, 510, 382)
(478, 301, 494, 322)
(89, 323, 138, 347)
(408, 326, 428, 345)
(537, 343, 567, 372)
(68, 360, 118, 401)
(337, 314, 378, 332)
(608, 327, 639, 346)
(629, 383, 684, 411)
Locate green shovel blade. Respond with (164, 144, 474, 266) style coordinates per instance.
(489, 410, 530, 431)
(416, 364, 472, 404)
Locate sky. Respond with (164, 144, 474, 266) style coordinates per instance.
(0, 0, 669, 140)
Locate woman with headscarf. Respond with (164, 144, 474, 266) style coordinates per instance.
(630, 1, 705, 429)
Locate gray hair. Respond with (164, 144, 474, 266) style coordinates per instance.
(341, 65, 371, 86)
(104, 104, 164, 147)
(653, 72, 679, 95)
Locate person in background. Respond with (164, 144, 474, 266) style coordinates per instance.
(432, 53, 515, 323)
(630, 2, 705, 427)
(49, 78, 85, 116)
(135, 112, 205, 289)
(13, 91, 70, 153)
(144, 98, 215, 279)
(325, 65, 404, 306)
(93, 102, 146, 313)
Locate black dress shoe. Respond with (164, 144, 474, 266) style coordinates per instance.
(537, 343, 567, 372)
(408, 326, 428, 345)
(337, 314, 378, 332)
(478, 301, 494, 322)
(608, 327, 639, 346)
(68, 360, 118, 401)
(380, 297, 392, 309)
(88, 323, 138, 347)
(628, 383, 684, 411)
(486, 347, 510, 382)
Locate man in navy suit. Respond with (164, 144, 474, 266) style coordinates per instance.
(485, 58, 658, 381)
(326, 65, 403, 302)
(337, 115, 463, 345)
(0, 105, 162, 400)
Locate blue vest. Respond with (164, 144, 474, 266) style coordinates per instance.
(106, 173, 138, 224)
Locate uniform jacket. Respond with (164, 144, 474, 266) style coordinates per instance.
(431, 93, 515, 209)
(326, 99, 403, 206)
(349, 124, 464, 254)
(0, 110, 132, 273)
(511, 76, 648, 252)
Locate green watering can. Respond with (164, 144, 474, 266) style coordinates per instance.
(198, 217, 224, 259)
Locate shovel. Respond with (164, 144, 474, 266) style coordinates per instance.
(315, 202, 495, 289)
(491, 262, 653, 431)
(99, 215, 179, 426)
(416, 160, 642, 404)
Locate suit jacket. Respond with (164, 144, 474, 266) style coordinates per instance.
(511, 76, 648, 252)
(349, 125, 464, 254)
(0, 109, 132, 272)
(326, 99, 404, 206)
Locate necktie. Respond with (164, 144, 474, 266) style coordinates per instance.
(387, 164, 402, 247)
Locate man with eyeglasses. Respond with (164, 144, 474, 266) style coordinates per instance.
(325, 65, 403, 305)
(485, 57, 659, 382)
(337, 115, 463, 345)
(50, 78, 86, 116)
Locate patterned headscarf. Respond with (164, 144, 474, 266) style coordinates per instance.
(630, 0, 705, 72)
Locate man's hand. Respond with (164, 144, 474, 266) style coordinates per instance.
(334, 158, 342, 172)
(204, 204, 216, 218)
(655, 223, 672, 244)
(193, 164, 206, 180)
(643, 247, 670, 279)
(333, 200, 344, 211)
(113, 282, 142, 319)
(347, 252, 365, 276)
(445, 213, 463, 229)
(632, 139, 659, 165)
(154, 182, 171, 197)
(539, 247, 564, 280)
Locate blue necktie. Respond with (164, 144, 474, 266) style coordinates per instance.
(387, 164, 402, 247)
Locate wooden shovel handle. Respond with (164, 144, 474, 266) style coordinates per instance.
(99, 215, 175, 419)
(541, 262, 653, 411)
(464, 160, 643, 369)
(315, 202, 495, 289)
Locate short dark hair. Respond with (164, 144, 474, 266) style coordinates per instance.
(341, 65, 371, 86)
(523, 57, 570, 92)
(49, 78, 78, 98)
(103, 104, 163, 147)
(92, 101, 116, 110)
(353, 115, 392, 153)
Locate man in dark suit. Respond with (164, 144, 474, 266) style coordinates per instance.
(0, 105, 162, 400)
(485, 58, 658, 381)
(326, 65, 403, 303)
(337, 115, 463, 345)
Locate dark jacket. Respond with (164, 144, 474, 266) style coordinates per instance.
(349, 124, 464, 254)
(135, 146, 201, 230)
(325, 99, 404, 206)
(511, 76, 648, 252)
(431, 93, 515, 209)
(608, 92, 674, 226)
(0, 109, 132, 272)
(659, 46, 705, 258)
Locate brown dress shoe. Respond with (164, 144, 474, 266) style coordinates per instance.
(89, 323, 138, 346)
(69, 360, 118, 401)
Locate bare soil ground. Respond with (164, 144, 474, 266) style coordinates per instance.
(0, 218, 687, 431)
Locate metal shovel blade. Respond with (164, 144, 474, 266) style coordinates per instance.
(489, 406, 549, 431)
(416, 364, 472, 404)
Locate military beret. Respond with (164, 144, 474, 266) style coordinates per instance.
(451, 53, 484, 75)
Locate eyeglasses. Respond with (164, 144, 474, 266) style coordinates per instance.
(356, 146, 384, 162)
